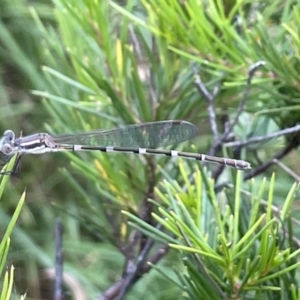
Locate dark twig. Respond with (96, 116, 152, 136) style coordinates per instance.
(98, 235, 167, 300)
(103, 160, 157, 300)
(210, 62, 265, 179)
(222, 61, 265, 141)
(192, 65, 226, 180)
(225, 123, 300, 148)
(192, 64, 214, 102)
(244, 136, 300, 180)
(192, 61, 265, 174)
(214, 136, 300, 191)
(115, 237, 155, 300)
(129, 25, 143, 60)
(214, 181, 231, 193)
(192, 64, 219, 143)
(211, 115, 236, 179)
(139, 160, 156, 250)
(100, 160, 164, 300)
(102, 198, 125, 255)
(139, 244, 168, 273)
(54, 218, 63, 300)
(272, 159, 300, 181)
(98, 281, 124, 300)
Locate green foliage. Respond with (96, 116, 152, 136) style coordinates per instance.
(125, 163, 299, 299)
(0, 0, 300, 299)
(0, 156, 25, 299)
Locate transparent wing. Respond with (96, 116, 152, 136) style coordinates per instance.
(52, 120, 198, 148)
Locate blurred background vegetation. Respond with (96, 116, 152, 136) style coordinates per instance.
(1, 0, 300, 299)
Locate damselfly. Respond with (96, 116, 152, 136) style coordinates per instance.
(0, 120, 251, 175)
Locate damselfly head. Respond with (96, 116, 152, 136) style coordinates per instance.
(3, 130, 15, 141)
(0, 130, 16, 155)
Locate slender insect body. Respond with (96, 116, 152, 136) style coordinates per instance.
(0, 120, 251, 175)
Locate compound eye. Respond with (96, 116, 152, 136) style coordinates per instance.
(1, 143, 13, 155)
(3, 130, 15, 142)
